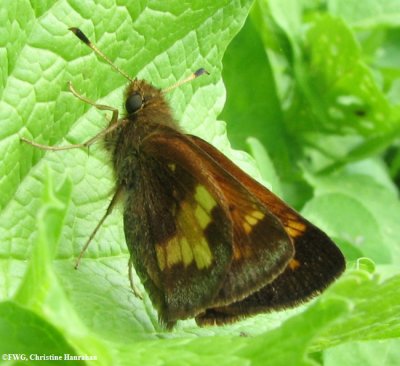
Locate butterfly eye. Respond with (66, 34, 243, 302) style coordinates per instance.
(125, 93, 143, 114)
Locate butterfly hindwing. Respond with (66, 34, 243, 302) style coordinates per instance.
(189, 135, 345, 325)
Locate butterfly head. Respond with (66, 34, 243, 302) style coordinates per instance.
(124, 80, 164, 116)
(123, 80, 176, 129)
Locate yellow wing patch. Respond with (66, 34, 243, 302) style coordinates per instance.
(155, 184, 217, 271)
(285, 219, 306, 238)
(288, 258, 301, 270)
(232, 209, 266, 260)
(195, 185, 215, 213)
(243, 210, 265, 234)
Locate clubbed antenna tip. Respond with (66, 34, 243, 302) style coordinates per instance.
(68, 26, 134, 82)
(194, 68, 210, 77)
(69, 27, 91, 46)
(163, 68, 210, 93)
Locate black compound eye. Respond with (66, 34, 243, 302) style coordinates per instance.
(125, 93, 143, 114)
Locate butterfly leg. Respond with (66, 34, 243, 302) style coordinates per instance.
(75, 185, 124, 269)
(20, 81, 120, 151)
(67, 81, 120, 125)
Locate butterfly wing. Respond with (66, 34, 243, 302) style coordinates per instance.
(123, 155, 233, 328)
(126, 127, 294, 326)
(188, 135, 346, 325)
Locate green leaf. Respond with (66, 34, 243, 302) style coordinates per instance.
(253, 1, 400, 173)
(246, 137, 283, 196)
(303, 165, 400, 264)
(324, 339, 400, 366)
(220, 17, 292, 179)
(14, 171, 72, 308)
(328, 0, 400, 28)
(112, 262, 400, 366)
(0, 301, 86, 366)
(314, 261, 400, 344)
(302, 15, 393, 136)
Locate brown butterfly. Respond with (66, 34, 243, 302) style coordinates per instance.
(21, 28, 345, 329)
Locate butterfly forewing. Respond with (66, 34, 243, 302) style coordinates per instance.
(189, 136, 345, 325)
(140, 127, 295, 313)
(123, 156, 233, 327)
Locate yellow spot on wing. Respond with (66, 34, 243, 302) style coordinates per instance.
(181, 238, 193, 266)
(245, 215, 258, 225)
(243, 222, 252, 234)
(252, 211, 264, 220)
(288, 220, 306, 231)
(288, 258, 300, 270)
(157, 234, 214, 270)
(243, 210, 265, 233)
(165, 237, 182, 268)
(195, 186, 216, 213)
(155, 185, 216, 271)
(195, 205, 211, 229)
(285, 220, 306, 238)
(193, 238, 213, 269)
(156, 237, 194, 270)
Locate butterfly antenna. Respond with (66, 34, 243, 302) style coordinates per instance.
(69, 27, 134, 82)
(162, 68, 210, 93)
